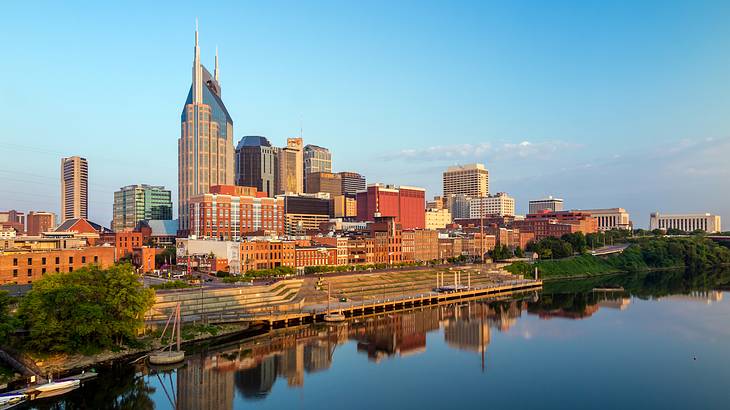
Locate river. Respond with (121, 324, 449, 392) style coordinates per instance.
(18, 268, 730, 409)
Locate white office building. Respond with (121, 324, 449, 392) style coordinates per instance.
(649, 212, 721, 233)
(469, 193, 516, 218)
(577, 208, 631, 231)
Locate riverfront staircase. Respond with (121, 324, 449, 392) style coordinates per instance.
(146, 279, 304, 323)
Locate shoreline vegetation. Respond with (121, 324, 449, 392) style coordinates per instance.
(506, 235, 730, 281)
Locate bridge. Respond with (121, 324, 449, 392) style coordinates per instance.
(590, 244, 629, 256)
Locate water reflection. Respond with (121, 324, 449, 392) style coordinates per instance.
(24, 268, 730, 409)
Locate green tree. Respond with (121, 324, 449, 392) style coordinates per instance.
(18, 264, 155, 353)
(0, 291, 18, 343)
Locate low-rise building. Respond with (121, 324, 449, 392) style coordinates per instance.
(425, 208, 451, 230)
(26, 211, 56, 236)
(332, 195, 357, 218)
(528, 196, 563, 214)
(0, 246, 115, 285)
(649, 212, 721, 233)
(577, 208, 631, 231)
(295, 246, 338, 269)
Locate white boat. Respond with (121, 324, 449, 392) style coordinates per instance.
(0, 393, 25, 406)
(35, 379, 80, 392)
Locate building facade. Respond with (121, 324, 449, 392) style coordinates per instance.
(303, 145, 332, 192)
(60, 156, 88, 222)
(425, 209, 451, 230)
(337, 172, 366, 196)
(447, 194, 472, 220)
(577, 208, 631, 231)
(649, 212, 721, 233)
(0, 210, 26, 235)
(333, 195, 357, 218)
(306, 172, 342, 196)
(356, 184, 425, 230)
(189, 185, 284, 240)
(528, 196, 564, 214)
(469, 193, 516, 218)
(277, 138, 304, 194)
(283, 194, 332, 235)
(443, 164, 489, 197)
(178, 28, 235, 232)
(26, 211, 56, 236)
(235, 136, 278, 197)
(0, 246, 115, 285)
(112, 184, 172, 232)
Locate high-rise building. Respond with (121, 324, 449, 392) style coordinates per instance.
(443, 164, 489, 197)
(60, 156, 88, 222)
(178, 27, 235, 233)
(277, 138, 304, 194)
(528, 196, 564, 214)
(356, 184, 425, 229)
(303, 145, 332, 191)
(446, 194, 472, 220)
(112, 184, 173, 232)
(649, 212, 721, 233)
(235, 136, 278, 197)
(26, 211, 56, 236)
(283, 194, 332, 235)
(469, 193, 516, 218)
(333, 195, 357, 218)
(337, 171, 366, 196)
(305, 172, 342, 196)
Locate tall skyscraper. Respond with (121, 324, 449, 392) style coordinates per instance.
(178, 26, 235, 232)
(112, 184, 173, 232)
(443, 163, 489, 197)
(277, 138, 303, 194)
(303, 144, 331, 191)
(235, 136, 278, 197)
(337, 171, 366, 196)
(60, 156, 88, 222)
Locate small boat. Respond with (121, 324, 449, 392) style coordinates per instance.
(149, 302, 185, 365)
(35, 379, 80, 392)
(0, 393, 26, 406)
(33, 385, 80, 400)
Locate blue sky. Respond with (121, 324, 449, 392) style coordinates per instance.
(1, 1, 729, 228)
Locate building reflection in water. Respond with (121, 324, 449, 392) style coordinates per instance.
(171, 290, 675, 407)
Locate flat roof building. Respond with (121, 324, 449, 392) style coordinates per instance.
(528, 196, 563, 214)
(60, 156, 88, 222)
(469, 193, 516, 218)
(443, 164, 489, 197)
(649, 212, 721, 233)
(577, 208, 631, 231)
(113, 184, 172, 232)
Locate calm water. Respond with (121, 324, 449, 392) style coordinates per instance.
(22, 269, 730, 409)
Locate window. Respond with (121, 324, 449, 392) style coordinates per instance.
(12, 258, 17, 266)
(42, 268, 46, 274)
(55, 257, 60, 264)
(69, 267, 73, 272)
(55, 267, 60, 273)
(82, 256, 86, 264)
(27, 257, 32, 265)
(94, 256, 98, 263)
(69, 256, 74, 264)
(42, 257, 46, 265)
(12, 270, 18, 277)
(27, 269, 32, 276)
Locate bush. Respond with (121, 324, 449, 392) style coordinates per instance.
(150, 280, 193, 290)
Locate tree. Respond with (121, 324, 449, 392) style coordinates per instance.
(514, 246, 524, 258)
(18, 264, 155, 353)
(0, 291, 18, 342)
(490, 244, 513, 261)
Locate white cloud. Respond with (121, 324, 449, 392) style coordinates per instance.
(382, 139, 581, 162)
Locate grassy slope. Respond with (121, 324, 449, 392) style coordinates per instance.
(506, 255, 621, 280)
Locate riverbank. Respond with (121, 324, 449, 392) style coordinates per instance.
(23, 322, 253, 378)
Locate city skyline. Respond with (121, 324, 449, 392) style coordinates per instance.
(2, 2, 730, 227)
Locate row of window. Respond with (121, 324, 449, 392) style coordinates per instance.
(11, 255, 99, 266)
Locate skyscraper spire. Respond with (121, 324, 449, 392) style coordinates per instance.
(214, 46, 220, 84)
(192, 18, 202, 104)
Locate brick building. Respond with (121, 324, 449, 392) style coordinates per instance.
(26, 211, 56, 236)
(295, 246, 338, 269)
(0, 246, 115, 285)
(356, 184, 425, 229)
(189, 185, 284, 240)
